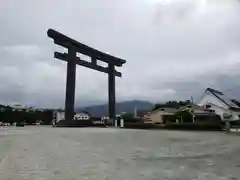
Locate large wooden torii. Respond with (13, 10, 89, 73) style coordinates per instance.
(47, 29, 126, 123)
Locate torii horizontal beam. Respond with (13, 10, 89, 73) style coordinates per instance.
(54, 52, 122, 77)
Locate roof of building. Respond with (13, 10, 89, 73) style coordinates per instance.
(178, 104, 217, 116)
(151, 107, 178, 114)
(179, 104, 213, 112)
(206, 88, 240, 109)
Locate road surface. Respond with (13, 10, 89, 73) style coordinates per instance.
(0, 126, 240, 180)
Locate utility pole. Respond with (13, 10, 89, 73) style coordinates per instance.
(134, 107, 137, 118)
(191, 96, 194, 104)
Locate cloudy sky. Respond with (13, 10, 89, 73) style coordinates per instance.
(1, 0, 240, 108)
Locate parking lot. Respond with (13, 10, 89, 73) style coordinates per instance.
(0, 126, 240, 180)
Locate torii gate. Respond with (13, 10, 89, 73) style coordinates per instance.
(47, 29, 126, 123)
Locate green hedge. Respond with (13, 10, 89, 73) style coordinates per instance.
(124, 122, 223, 131)
(164, 123, 223, 131)
(16, 122, 25, 127)
(0, 109, 53, 125)
(230, 120, 240, 126)
(56, 120, 93, 127)
(56, 120, 106, 127)
(124, 123, 163, 129)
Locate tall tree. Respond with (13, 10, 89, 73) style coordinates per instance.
(152, 100, 191, 111)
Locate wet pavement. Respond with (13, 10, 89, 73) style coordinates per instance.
(0, 126, 240, 180)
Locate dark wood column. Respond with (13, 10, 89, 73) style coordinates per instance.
(65, 48, 76, 121)
(108, 64, 116, 122)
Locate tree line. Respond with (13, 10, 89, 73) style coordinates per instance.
(0, 105, 53, 125)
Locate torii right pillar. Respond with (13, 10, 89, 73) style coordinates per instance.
(108, 64, 116, 124)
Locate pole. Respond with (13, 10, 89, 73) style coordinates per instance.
(65, 48, 76, 121)
(108, 64, 116, 125)
(191, 96, 194, 104)
(226, 120, 230, 133)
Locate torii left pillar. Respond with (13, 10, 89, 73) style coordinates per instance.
(65, 49, 76, 121)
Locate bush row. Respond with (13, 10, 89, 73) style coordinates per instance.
(124, 122, 223, 131)
(56, 120, 106, 127)
(0, 110, 53, 125)
(164, 123, 223, 131)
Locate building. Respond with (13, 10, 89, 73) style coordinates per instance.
(178, 104, 220, 123)
(53, 111, 91, 124)
(198, 88, 240, 121)
(149, 108, 178, 124)
(149, 104, 220, 124)
(73, 112, 90, 120)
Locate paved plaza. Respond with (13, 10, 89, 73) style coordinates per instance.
(0, 126, 240, 180)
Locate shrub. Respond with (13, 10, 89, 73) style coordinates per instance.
(174, 111, 193, 123)
(56, 120, 94, 127)
(16, 122, 25, 127)
(124, 122, 161, 129)
(124, 122, 223, 131)
(121, 113, 144, 123)
(230, 120, 240, 126)
(164, 123, 223, 131)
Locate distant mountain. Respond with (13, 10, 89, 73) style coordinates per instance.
(76, 100, 153, 117)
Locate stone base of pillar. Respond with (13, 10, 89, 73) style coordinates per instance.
(120, 119, 124, 128)
(114, 120, 118, 128)
(226, 121, 230, 133)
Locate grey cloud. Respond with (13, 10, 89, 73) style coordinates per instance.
(0, 0, 240, 108)
(149, 71, 240, 103)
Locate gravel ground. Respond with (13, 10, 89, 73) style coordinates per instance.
(0, 126, 240, 180)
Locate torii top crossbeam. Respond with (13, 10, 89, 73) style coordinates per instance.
(47, 29, 126, 66)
